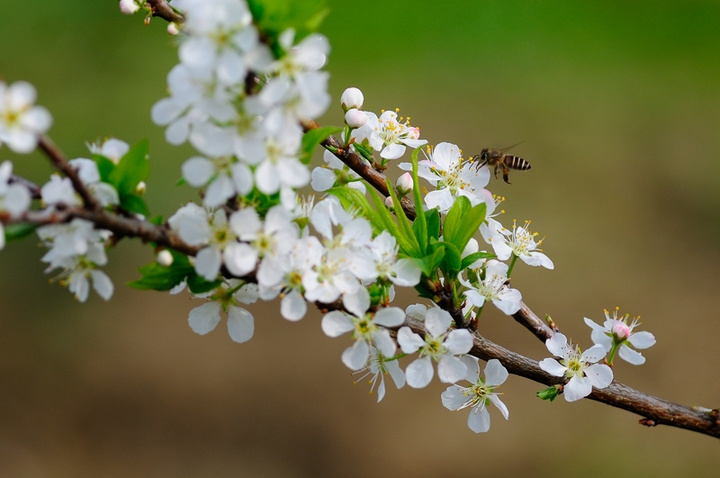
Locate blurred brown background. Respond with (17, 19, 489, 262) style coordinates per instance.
(1, 1, 719, 476)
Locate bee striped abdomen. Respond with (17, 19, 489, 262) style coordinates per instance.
(504, 155, 531, 171)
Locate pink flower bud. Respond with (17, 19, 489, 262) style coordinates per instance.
(612, 322, 631, 340)
(384, 196, 394, 208)
(395, 172, 413, 194)
(167, 22, 180, 36)
(341, 87, 364, 111)
(344, 108, 367, 129)
(119, 0, 140, 14)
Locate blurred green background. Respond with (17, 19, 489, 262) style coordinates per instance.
(1, 0, 720, 476)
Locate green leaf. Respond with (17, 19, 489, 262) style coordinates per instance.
(186, 272, 223, 294)
(119, 193, 150, 217)
(93, 154, 115, 183)
(110, 139, 149, 197)
(439, 241, 463, 276)
(128, 252, 193, 291)
(460, 251, 495, 270)
(386, 178, 422, 257)
(410, 147, 428, 253)
(326, 186, 384, 232)
(442, 196, 486, 254)
(415, 246, 446, 277)
(3, 222, 38, 242)
(366, 187, 404, 243)
(248, 0, 329, 54)
(424, 207, 440, 241)
(300, 126, 342, 165)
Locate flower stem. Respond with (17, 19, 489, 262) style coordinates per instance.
(507, 254, 519, 278)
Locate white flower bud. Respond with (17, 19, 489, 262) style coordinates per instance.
(167, 22, 180, 36)
(157, 250, 173, 267)
(395, 172, 413, 194)
(341, 87, 364, 111)
(135, 181, 146, 195)
(384, 196, 394, 208)
(119, 0, 140, 14)
(344, 108, 367, 129)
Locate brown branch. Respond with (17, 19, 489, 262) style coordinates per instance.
(402, 317, 720, 439)
(146, 0, 184, 24)
(300, 118, 417, 220)
(37, 135, 102, 211)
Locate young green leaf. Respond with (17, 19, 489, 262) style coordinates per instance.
(301, 126, 342, 165)
(110, 139, 150, 197)
(2, 223, 38, 243)
(386, 178, 422, 258)
(326, 186, 383, 234)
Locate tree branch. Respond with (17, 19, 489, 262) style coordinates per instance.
(146, 0, 184, 24)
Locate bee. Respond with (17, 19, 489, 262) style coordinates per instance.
(470, 146, 531, 184)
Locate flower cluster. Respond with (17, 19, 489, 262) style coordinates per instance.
(0, 81, 52, 154)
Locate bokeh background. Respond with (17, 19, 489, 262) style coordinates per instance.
(1, 1, 719, 476)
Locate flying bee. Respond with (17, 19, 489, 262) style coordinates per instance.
(470, 146, 531, 184)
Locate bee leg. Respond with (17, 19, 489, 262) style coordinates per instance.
(502, 166, 511, 184)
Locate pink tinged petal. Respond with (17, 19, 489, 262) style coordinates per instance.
(397, 327, 424, 354)
(342, 340, 369, 370)
(406, 357, 434, 388)
(373, 307, 406, 328)
(373, 329, 397, 357)
(488, 394, 509, 420)
(203, 174, 235, 208)
(581, 344, 608, 364)
(195, 246, 222, 281)
(564, 375, 593, 402)
(467, 406, 491, 433)
(90, 270, 113, 300)
(437, 355, 468, 383)
(188, 302, 222, 335)
(538, 358, 567, 377)
(441, 385, 467, 411)
(484, 359, 509, 387)
(223, 242, 257, 277)
(425, 308, 452, 337)
(343, 287, 370, 318)
(321, 311, 354, 337)
(227, 306, 254, 343)
(628, 331, 656, 349)
(618, 345, 646, 365)
(545, 333, 570, 358)
(444, 329, 473, 354)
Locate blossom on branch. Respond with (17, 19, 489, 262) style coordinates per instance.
(0, 81, 52, 154)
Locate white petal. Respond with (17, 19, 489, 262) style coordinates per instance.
(618, 344, 646, 365)
(444, 329, 473, 354)
(182, 156, 215, 186)
(484, 359, 509, 387)
(488, 394, 509, 420)
(195, 246, 222, 281)
(373, 329, 397, 357)
(564, 375, 592, 402)
(538, 358, 566, 377)
(388, 258, 422, 286)
(342, 286, 369, 318)
(581, 344, 608, 364)
(188, 302, 222, 335)
(437, 355, 467, 383)
(406, 357, 434, 388)
(373, 307, 406, 328)
(441, 385, 467, 411)
(321, 311, 354, 337)
(425, 307, 451, 337)
(467, 406, 491, 433)
(628, 331, 656, 349)
(342, 340, 369, 370)
(397, 326, 424, 354)
(223, 242, 258, 277)
(90, 270, 114, 300)
(203, 174, 235, 208)
(227, 306, 254, 343)
(585, 363, 614, 389)
(310, 167, 336, 192)
(545, 333, 570, 358)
